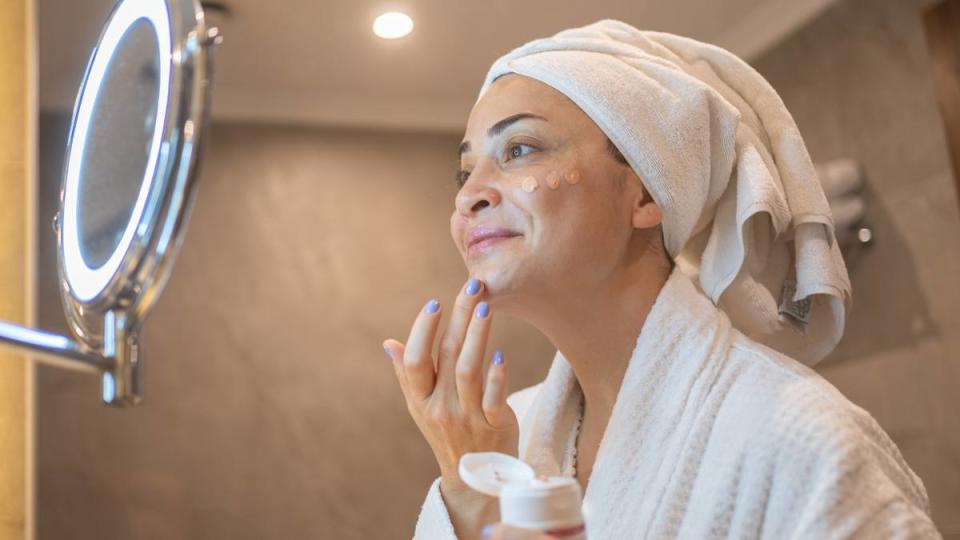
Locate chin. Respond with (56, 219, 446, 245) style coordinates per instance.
(467, 260, 529, 310)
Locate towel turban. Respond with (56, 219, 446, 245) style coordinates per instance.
(476, 19, 852, 366)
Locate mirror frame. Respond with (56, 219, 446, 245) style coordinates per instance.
(60, 0, 173, 307)
(0, 0, 220, 407)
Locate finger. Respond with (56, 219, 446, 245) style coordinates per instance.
(436, 278, 484, 394)
(402, 299, 443, 400)
(456, 301, 493, 416)
(481, 350, 511, 427)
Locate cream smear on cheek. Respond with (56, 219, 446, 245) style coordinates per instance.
(521, 176, 540, 192)
(546, 171, 561, 189)
(516, 169, 582, 193)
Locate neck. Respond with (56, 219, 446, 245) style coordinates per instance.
(523, 252, 672, 422)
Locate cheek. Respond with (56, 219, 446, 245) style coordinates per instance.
(514, 168, 583, 220)
(514, 168, 581, 197)
(525, 169, 586, 238)
(535, 168, 621, 255)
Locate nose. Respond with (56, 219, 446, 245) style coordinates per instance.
(454, 172, 502, 217)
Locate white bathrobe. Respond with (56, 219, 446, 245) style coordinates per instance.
(413, 269, 939, 539)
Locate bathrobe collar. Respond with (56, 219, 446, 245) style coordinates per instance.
(517, 266, 735, 532)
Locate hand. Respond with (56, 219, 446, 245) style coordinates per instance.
(482, 523, 558, 539)
(383, 278, 519, 527)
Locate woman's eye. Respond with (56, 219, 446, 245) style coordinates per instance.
(506, 143, 535, 161)
(456, 144, 535, 187)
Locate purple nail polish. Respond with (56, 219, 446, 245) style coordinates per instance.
(424, 299, 440, 313)
(383, 345, 392, 360)
(466, 278, 481, 296)
(476, 302, 489, 318)
(493, 351, 504, 366)
(481, 524, 495, 538)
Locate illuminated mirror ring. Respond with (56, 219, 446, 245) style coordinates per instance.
(61, 0, 172, 303)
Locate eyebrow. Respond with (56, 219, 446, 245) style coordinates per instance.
(458, 113, 547, 157)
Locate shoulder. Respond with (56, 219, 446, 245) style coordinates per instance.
(723, 332, 888, 457)
(723, 331, 864, 419)
(720, 332, 931, 518)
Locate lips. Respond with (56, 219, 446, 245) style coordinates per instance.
(465, 226, 521, 254)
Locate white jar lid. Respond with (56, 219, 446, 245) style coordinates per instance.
(459, 452, 535, 497)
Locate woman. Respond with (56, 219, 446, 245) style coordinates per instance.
(383, 20, 938, 540)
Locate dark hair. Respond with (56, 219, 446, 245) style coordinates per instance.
(607, 137, 629, 165)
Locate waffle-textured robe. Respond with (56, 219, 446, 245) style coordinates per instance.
(413, 269, 938, 539)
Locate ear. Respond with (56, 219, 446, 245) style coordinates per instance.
(632, 184, 663, 230)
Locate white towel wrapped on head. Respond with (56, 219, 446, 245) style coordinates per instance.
(476, 20, 852, 366)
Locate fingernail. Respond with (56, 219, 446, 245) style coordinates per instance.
(476, 301, 489, 318)
(481, 524, 495, 538)
(493, 351, 504, 366)
(383, 345, 392, 360)
(465, 278, 481, 296)
(424, 299, 440, 314)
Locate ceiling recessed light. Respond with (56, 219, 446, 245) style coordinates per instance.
(373, 12, 413, 39)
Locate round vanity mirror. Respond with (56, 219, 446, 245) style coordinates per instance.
(0, 0, 220, 407)
(58, 0, 219, 404)
(62, 0, 171, 305)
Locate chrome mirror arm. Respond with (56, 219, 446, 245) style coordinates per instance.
(0, 309, 142, 406)
(0, 321, 111, 372)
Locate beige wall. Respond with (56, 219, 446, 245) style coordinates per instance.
(753, 0, 960, 535)
(35, 118, 554, 539)
(0, 0, 31, 539)
(33, 0, 958, 538)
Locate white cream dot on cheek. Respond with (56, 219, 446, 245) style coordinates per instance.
(565, 169, 581, 185)
(546, 171, 561, 189)
(521, 176, 539, 193)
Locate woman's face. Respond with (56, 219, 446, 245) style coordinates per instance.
(451, 74, 654, 311)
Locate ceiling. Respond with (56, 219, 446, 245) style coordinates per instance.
(38, 0, 837, 132)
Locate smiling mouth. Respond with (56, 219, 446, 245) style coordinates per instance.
(467, 234, 520, 257)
